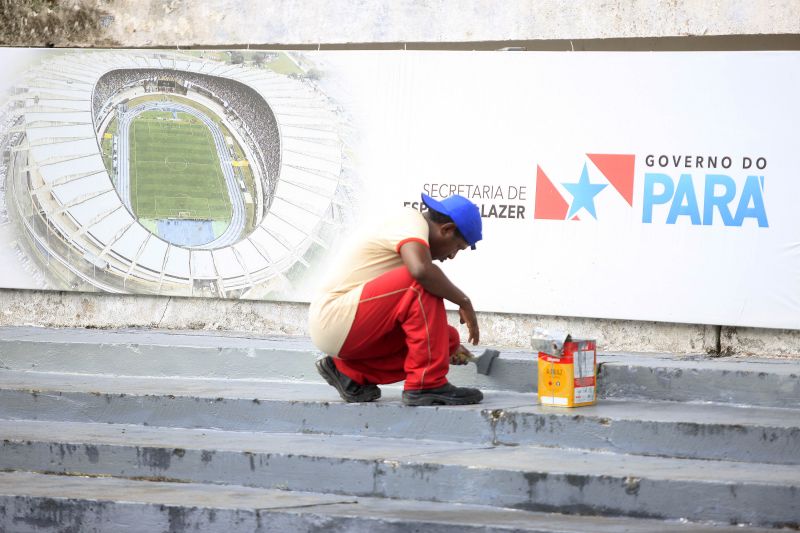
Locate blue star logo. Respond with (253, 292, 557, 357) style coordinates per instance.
(562, 164, 607, 219)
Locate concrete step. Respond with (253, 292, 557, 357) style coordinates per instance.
(1, 419, 798, 528)
(1, 370, 798, 465)
(0, 471, 775, 533)
(1, 326, 798, 406)
(597, 353, 800, 408)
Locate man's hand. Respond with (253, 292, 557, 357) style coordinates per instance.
(450, 344, 473, 365)
(459, 297, 480, 345)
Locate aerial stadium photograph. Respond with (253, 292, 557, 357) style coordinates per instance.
(0, 50, 357, 300)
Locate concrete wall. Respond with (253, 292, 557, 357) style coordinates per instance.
(3, 288, 799, 357)
(82, 0, 800, 47)
(2, 1, 800, 48)
(1, 0, 799, 357)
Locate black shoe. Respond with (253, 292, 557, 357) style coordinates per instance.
(402, 382, 483, 406)
(315, 356, 381, 403)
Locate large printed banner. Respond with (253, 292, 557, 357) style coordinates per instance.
(0, 49, 797, 329)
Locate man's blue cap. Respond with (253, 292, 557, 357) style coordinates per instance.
(421, 193, 482, 250)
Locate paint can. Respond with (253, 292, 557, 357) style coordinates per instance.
(537, 339, 597, 407)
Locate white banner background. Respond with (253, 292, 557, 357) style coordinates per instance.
(0, 50, 797, 329)
(313, 51, 800, 329)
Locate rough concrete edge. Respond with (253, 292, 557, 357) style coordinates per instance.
(97, 0, 800, 47)
(0, 288, 308, 337)
(0, 0, 119, 48)
(719, 326, 800, 358)
(4, 0, 800, 48)
(3, 287, 795, 358)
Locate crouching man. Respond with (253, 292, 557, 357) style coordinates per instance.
(308, 193, 484, 406)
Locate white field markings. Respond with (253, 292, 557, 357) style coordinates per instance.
(147, 112, 219, 220)
(176, 122, 215, 219)
(118, 100, 245, 247)
(143, 117, 198, 217)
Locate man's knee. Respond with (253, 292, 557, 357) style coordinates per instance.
(364, 266, 417, 295)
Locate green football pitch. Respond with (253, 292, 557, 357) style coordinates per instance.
(130, 111, 231, 221)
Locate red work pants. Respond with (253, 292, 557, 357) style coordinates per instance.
(334, 266, 459, 390)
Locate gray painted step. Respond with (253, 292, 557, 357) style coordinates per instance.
(1, 419, 798, 528)
(598, 353, 800, 408)
(1, 326, 798, 405)
(0, 327, 325, 383)
(0, 471, 774, 533)
(1, 370, 798, 464)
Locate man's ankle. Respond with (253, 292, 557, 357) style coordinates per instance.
(403, 381, 448, 392)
